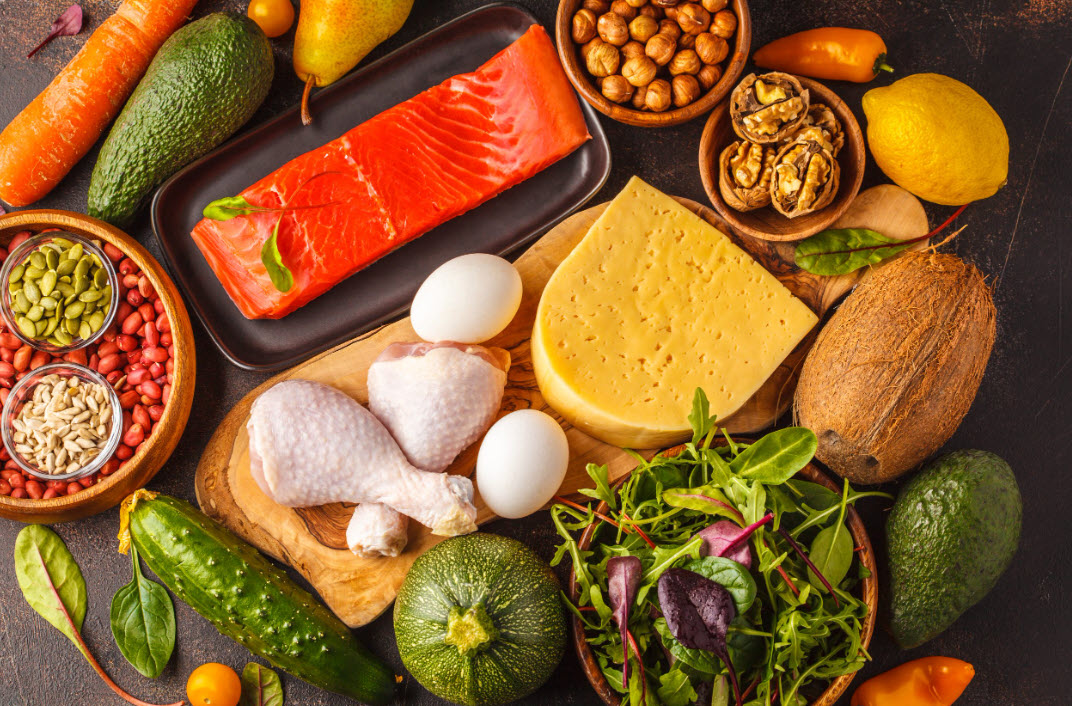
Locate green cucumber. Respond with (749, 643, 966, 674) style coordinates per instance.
(121, 491, 394, 704)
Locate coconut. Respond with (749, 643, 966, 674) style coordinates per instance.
(794, 252, 996, 484)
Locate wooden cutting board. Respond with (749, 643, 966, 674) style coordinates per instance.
(195, 184, 927, 627)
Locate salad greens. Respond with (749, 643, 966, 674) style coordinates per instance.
(552, 390, 891, 706)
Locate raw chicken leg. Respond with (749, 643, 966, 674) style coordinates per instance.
(248, 380, 477, 537)
(347, 342, 509, 557)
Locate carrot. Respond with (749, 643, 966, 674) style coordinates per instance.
(0, 0, 200, 207)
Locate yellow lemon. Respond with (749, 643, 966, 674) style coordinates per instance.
(862, 73, 1009, 205)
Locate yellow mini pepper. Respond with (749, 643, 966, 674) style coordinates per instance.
(851, 657, 975, 706)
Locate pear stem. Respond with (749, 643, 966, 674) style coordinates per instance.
(301, 75, 316, 126)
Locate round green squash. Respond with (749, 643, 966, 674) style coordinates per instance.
(394, 533, 567, 706)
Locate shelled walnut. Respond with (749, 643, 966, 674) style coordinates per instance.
(730, 72, 809, 143)
(719, 140, 778, 210)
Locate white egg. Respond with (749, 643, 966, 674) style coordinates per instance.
(476, 410, 569, 519)
(410, 254, 522, 344)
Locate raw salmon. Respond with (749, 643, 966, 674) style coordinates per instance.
(191, 25, 589, 319)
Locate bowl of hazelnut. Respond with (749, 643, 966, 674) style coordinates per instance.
(556, 0, 751, 127)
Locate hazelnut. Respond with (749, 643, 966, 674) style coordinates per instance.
(657, 18, 682, 41)
(652, 0, 680, 6)
(645, 32, 677, 65)
(610, 0, 638, 20)
(602, 74, 635, 103)
(701, 0, 728, 11)
(572, 9, 598, 44)
(638, 5, 663, 19)
(672, 74, 702, 107)
(678, 32, 696, 49)
(586, 41, 621, 77)
(697, 62, 722, 89)
(676, 3, 711, 34)
(625, 0, 648, 6)
(632, 83, 649, 109)
(622, 55, 658, 86)
(583, 0, 611, 12)
(664, 6, 679, 21)
(581, 37, 605, 60)
(669, 48, 701, 75)
(629, 14, 660, 42)
(694, 31, 729, 64)
(621, 40, 646, 59)
(710, 9, 737, 38)
(598, 12, 630, 46)
(645, 78, 672, 111)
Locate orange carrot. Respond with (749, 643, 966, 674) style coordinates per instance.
(0, 0, 199, 207)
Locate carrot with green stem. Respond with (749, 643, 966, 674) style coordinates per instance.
(0, 0, 200, 207)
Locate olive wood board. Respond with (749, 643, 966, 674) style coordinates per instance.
(195, 184, 927, 627)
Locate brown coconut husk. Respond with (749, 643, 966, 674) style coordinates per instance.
(793, 252, 996, 484)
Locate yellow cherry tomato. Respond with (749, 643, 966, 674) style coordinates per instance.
(247, 0, 295, 38)
(186, 663, 242, 706)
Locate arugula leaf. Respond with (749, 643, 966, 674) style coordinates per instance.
(203, 196, 258, 221)
(794, 227, 915, 275)
(261, 222, 294, 293)
(729, 428, 817, 483)
(685, 557, 757, 614)
(579, 463, 618, 509)
(688, 388, 717, 445)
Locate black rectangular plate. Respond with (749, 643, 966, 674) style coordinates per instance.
(151, 3, 610, 371)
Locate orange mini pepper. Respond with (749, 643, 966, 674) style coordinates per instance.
(851, 657, 975, 706)
(753, 28, 894, 83)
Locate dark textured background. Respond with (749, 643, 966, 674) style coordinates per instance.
(0, 0, 1070, 704)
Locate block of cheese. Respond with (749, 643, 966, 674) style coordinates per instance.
(531, 177, 819, 448)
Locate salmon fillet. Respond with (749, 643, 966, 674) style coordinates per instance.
(191, 25, 590, 319)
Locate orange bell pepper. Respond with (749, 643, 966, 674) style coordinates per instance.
(851, 657, 975, 706)
(753, 28, 894, 83)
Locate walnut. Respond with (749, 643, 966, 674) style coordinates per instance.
(638, 5, 663, 19)
(632, 83, 649, 109)
(730, 72, 810, 143)
(657, 18, 682, 41)
(645, 32, 677, 65)
(629, 14, 660, 42)
(645, 78, 672, 111)
(672, 74, 701, 107)
(669, 49, 701, 75)
(719, 140, 777, 211)
(586, 41, 621, 77)
(676, 3, 711, 34)
(694, 32, 728, 65)
(622, 56, 658, 86)
(621, 40, 646, 59)
(792, 103, 846, 156)
(710, 9, 737, 38)
(701, 0, 728, 11)
(598, 12, 630, 46)
(697, 63, 722, 89)
(583, 0, 612, 12)
(610, 0, 638, 20)
(769, 140, 840, 217)
(572, 9, 598, 44)
(602, 74, 635, 103)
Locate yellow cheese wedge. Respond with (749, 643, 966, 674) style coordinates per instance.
(532, 177, 818, 448)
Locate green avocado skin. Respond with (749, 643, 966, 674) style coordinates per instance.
(88, 13, 273, 227)
(887, 449, 1022, 649)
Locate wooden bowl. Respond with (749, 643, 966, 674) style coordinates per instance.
(699, 76, 866, 241)
(556, 0, 751, 127)
(569, 444, 878, 706)
(0, 210, 195, 523)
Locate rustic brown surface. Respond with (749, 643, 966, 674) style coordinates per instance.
(0, 0, 1069, 705)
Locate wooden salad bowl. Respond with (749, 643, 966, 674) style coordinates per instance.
(568, 444, 878, 706)
(0, 210, 195, 524)
(556, 0, 751, 127)
(699, 76, 866, 241)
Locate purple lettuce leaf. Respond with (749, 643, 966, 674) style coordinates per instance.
(28, 5, 83, 59)
(607, 555, 643, 689)
(696, 521, 753, 568)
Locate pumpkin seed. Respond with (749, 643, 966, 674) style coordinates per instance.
(39, 270, 57, 296)
(26, 305, 43, 322)
(28, 252, 46, 270)
(17, 317, 35, 338)
(23, 281, 40, 304)
(56, 259, 76, 276)
(8, 264, 24, 283)
(45, 248, 59, 270)
(93, 268, 108, 287)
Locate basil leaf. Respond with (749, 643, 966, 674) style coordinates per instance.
(807, 523, 853, 590)
(14, 525, 88, 657)
(656, 668, 697, 706)
(729, 428, 817, 483)
(239, 663, 284, 706)
(794, 227, 913, 276)
(110, 545, 176, 678)
(203, 195, 257, 221)
(261, 222, 294, 293)
(685, 557, 757, 614)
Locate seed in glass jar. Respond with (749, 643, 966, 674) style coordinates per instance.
(11, 373, 113, 476)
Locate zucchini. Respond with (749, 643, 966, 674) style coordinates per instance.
(119, 491, 395, 704)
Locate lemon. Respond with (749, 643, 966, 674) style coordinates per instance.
(862, 73, 1009, 205)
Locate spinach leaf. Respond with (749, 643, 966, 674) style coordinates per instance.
(261, 221, 294, 293)
(807, 523, 853, 591)
(203, 196, 257, 221)
(110, 545, 176, 678)
(239, 663, 284, 706)
(685, 557, 757, 614)
(654, 618, 720, 674)
(656, 668, 697, 706)
(14, 525, 87, 656)
(794, 227, 915, 275)
(729, 428, 817, 483)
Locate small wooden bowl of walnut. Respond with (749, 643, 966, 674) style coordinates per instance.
(556, 0, 751, 127)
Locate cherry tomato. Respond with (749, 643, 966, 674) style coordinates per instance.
(247, 0, 295, 38)
(186, 663, 242, 706)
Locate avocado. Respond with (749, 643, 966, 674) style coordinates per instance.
(88, 13, 274, 227)
(886, 449, 1021, 648)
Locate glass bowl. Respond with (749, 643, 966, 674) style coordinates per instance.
(1, 362, 123, 481)
(0, 232, 119, 354)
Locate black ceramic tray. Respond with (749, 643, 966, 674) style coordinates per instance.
(151, 3, 610, 371)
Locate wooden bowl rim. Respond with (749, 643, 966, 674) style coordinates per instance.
(568, 441, 878, 706)
(556, 0, 752, 128)
(0, 210, 195, 522)
(698, 76, 866, 241)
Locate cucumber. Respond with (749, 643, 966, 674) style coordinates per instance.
(122, 492, 395, 704)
